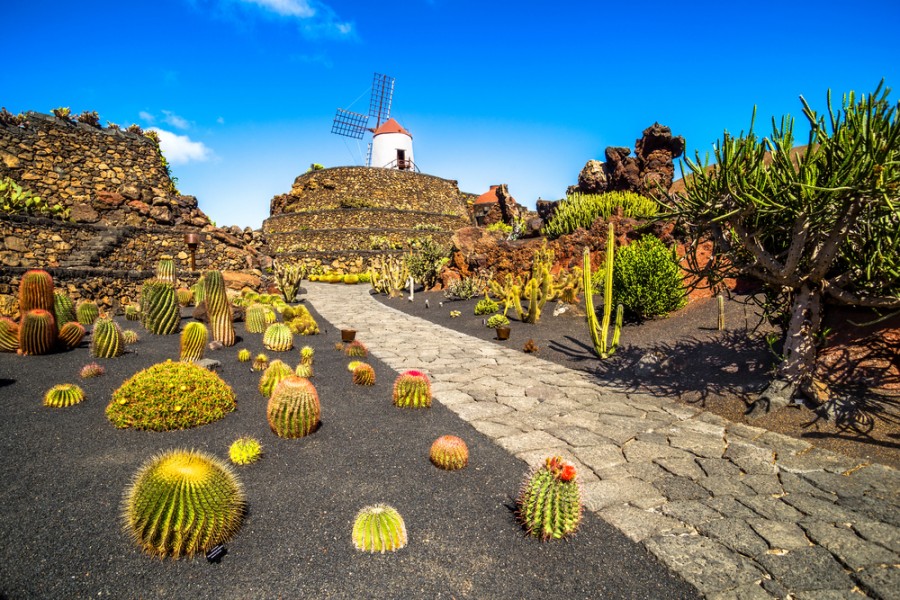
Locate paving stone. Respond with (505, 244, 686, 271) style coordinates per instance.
(513, 448, 599, 483)
(495, 394, 540, 412)
(755, 431, 813, 456)
(571, 444, 626, 472)
(853, 520, 900, 554)
(783, 493, 866, 524)
(696, 475, 757, 498)
(854, 564, 900, 600)
(836, 494, 900, 528)
(792, 591, 868, 600)
(546, 425, 610, 448)
(737, 496, 804, 522)
(599, 505, 689, 541)
(623, 461, 671, 483)
(747, 518, 811, 551)
(775, 447, 859, 475)
(724, 421, 768, 442)
(467, 419, 523, 439)
(705, 496, 763, 520)
(756, 547, 855, 592)
(622, 440, 696, 463)
(724, 441, 777, 475)
(654, 456, 707, 480)
(655, 476, 712, 502)
(495, 430, 565, 454)
(432, 389, 474, 406)
(802, 522, 899, 570)
(697, 518, 770, 558)
(847, 463, 900, 497)
(742, 474, 784, 496)
(590, 400, 648, 418)
(668, 431, 726, 459)
(659, 402, 702, 420)
(697, 457, 744, 479)
(778, 471, 839, 501)
(708, 582, 777, 600)
(574, 418, 647, 445)
(581, 477, 665, 511)
(661, 500, 725, 526)
(452, 402, 512, 422)
(460, 385, 498, 403)
(643, 535, 764, 595)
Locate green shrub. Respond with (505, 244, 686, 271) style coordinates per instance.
(613, 235, 686, 319)
(444, 276, 483, 301)
(486, 314, 509, 329)
(542, 191, 658, 239)
(474, 296, 499, 315)
(486, 221, 513, 235)
(106, 360, 236, 430)
(0, 177, 69, 219)
(404, 236, 449, 289)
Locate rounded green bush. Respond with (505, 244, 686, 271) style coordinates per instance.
(474, 297, 499, 316)
(613, 235, 686, 320)
(123, 449, 245, 558)
(486, 314, 509, 329)
(352, 504, 407, 553)
(106, 360, 236, 431)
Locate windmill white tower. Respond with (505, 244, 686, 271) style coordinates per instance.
(331, 73, 416, 171)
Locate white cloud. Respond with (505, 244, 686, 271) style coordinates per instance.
(240, 0, 314, 17)
(162, 110, 190, 130)
(216, 116, 225, 124)
(235, 0, 354, 39)
(149, 127, 212, 165)
(138, 111, 155, 124)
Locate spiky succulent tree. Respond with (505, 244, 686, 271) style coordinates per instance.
(667, 83, 900, 415)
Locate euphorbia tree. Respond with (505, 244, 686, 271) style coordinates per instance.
(668, 82, 899, 415)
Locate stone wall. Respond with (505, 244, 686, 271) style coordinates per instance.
(267, 228, 454, 254)
(274, 250, 405, 275)
(264, 208, 467, 233)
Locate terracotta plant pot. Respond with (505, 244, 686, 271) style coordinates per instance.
(496, 327, 511, 341)
(341, 329, 356, 343)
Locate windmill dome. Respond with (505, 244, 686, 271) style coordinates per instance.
(371, 118, 415, 171)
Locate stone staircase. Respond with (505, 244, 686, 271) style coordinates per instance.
(58, 227, 132, 268)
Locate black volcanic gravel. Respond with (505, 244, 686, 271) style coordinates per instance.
(0, 302, 699, 599)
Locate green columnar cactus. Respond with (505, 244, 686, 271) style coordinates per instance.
(19, 309, 57, 355)
(122, 449, 246, 558)
(229, 437, 263, 465)
(76, 301, 99, 325)
(191, 276, 206, 306)
(43, 383, 85, 408)
(91, 317, 125, 358)
(583, 232, 622, 359)
(19, 269, 54, 313)
(266, 376, 320, 438)
(274, 262, 305, 302)
(53, 292, 76, 329)
(717, 295, 725, 331)
(392, 370, 432, 408)
(155, 256, 176, 285)
(518, 244, 555, 324)
(264, 307, 277, 325)
(429, 435, 469, 470)
(179, 322, 208, 362)
(259, 359, 294, 398)
(352, 363, 375, 386)
(252, 353, 269, 371)
(344, 340, 368, 357)
(263, 323, 293, 352)
(294, 363, 313, 379)
(245, 305, 267, 334)
(351, 504, 408, 553)
(517, 456, 583, 541)
(140, 280, 179, 335)
(204, 270, 234, 347)
(0, 317, 20, 352)
(124, 304, 140, 321)
(237, 348, 251, 362)
(299, 345, 314, 366)
(176, 288, 193, 307)
(58, 321, 86, 349)
(80, 362, 105, 378)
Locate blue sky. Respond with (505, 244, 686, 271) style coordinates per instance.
(3, 0, 899, 229)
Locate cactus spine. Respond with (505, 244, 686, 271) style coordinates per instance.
(76, 301, 100, 325)
(517, 456, 583, 541)
(155, 256, 176, 285)
(259, 359, 294, 398)
(352, 504, 407, 553)
(263, 323, 293, 352)
(267, 376, 320, 438)
(352, 363, 375, 386)
(91, 317, 125, 358)
(0, 317, 19, 352)
(245, 305, 268, 334)
(430, 435, 468, 470)
(43, 383, 86, 408)
(237, 348, 251, 362)
(58, 321, 86, 349)
(204, 270, 234, 347)
(53, 292, 76, 329)
(180, 322, 208, 362)
(19, 309, 57, 355)
(19, 269, 54, 313)
(392, 370, 432, 408)
(140, 280, 179, 335)
(122, 449, 245, 558)
(717, 294, 725, 331)
(583, 228, 622, 359)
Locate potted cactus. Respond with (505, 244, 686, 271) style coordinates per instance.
(486, 314, 511, 341)
(340, 328, 356, 343)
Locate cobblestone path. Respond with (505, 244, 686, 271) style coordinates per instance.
(307, 283, 899, 599)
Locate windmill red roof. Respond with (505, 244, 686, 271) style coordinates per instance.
(372, 118, 411, 137)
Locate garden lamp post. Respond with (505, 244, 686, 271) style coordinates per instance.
(184, 233, 200, 272)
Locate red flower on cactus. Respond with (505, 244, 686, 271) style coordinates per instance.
(558, 464, 577, 482)
(406, 370, 424, 377)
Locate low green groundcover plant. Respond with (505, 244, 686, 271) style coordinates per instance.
(613, 235, 686, 319)
(106, 360, 236, 430)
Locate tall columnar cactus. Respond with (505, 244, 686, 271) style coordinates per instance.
(266, 376, 320, 438)
(392, 370, 432, 408)
(43, 383, 85, 408)
(263, 323, 293, 352)
(245, 305, 267, 334)
(430, 435, 469, 470)
(517, 456, 583, 541)
(191, 276, 206, 306)
(0, 317, 19, 352)
(19, 309, 57, 355)
(19, 269, 54, 313)
(179, 322, 208, 362)
(53, 292, 76, 329)
(274, 261, 305, 303)
(58, 321, 86, 349)
(204, 270, 234, 347)
(259, 359, 294, 398)
(583, 231, 622, 359)
(76, 301, 100, 326)
(351, 504, 408, 553)
(520, 244, 554, 324)
(155, 256, 176, 285)
(717, 295, 725, 331)
(122, 449, 246, 558)
(91, 317, 125, 358)
(140, 280, 179, 335)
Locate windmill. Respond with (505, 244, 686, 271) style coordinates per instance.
(331, 73, 416, 170)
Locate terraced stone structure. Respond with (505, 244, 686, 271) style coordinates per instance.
(264, 167, 473, 273)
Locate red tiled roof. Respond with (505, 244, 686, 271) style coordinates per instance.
(475, 185, 500, 205)
(372, 118, 411, 137)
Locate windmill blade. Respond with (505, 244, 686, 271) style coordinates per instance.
(331, 109, 369, 140)
(369, 73, 394, 128)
